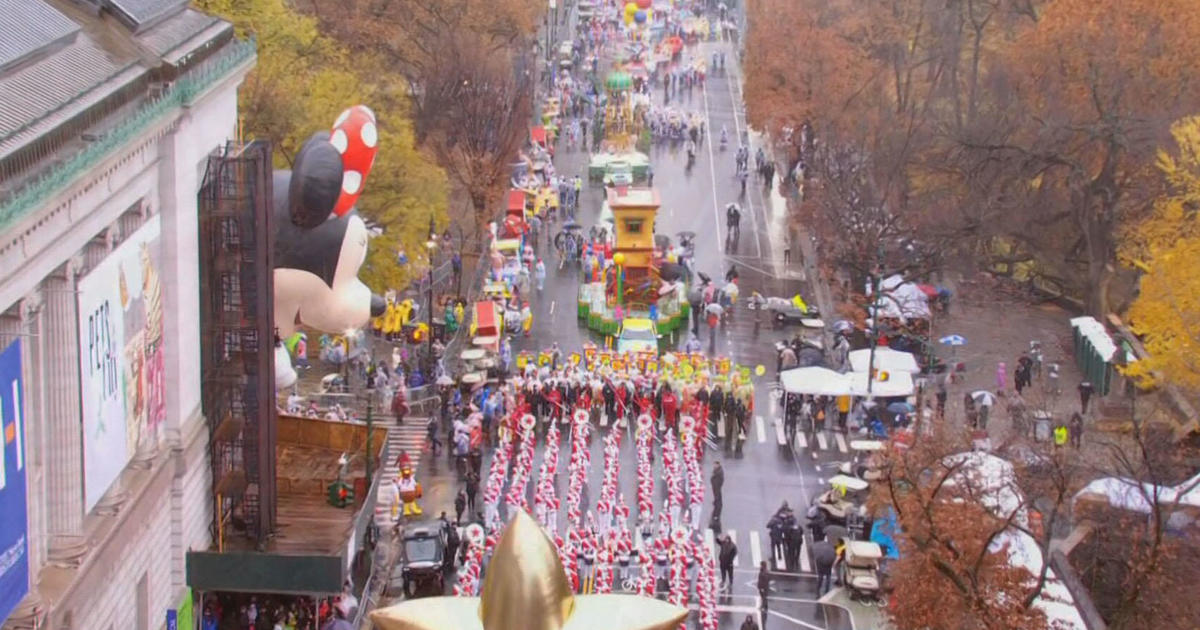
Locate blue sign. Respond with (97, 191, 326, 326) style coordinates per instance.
(166, 609, 177, 630)
(0, 340, 28, 624)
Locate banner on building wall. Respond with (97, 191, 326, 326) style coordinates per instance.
(78, 215, 165, 511)
(0, 340, 29, 625)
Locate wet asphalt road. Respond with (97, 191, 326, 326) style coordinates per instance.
(411, 10, 861, 630)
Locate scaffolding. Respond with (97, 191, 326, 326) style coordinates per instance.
(197, 141, 277, 549)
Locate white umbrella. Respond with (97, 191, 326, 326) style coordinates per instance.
(971, 390, 996, 407)
(436, 374, 455, 386)
(704, 303, 724, 317)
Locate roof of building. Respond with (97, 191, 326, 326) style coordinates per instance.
(0, 0, 233, 171)
(0, 0, 80, 72)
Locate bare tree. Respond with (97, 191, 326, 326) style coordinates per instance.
(409, 35, 534, 233)
(1070, 407, 1200, 630)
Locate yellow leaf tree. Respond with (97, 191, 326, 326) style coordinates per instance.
(1124, 116, 1200, 391)
(196, 0, 448, 294)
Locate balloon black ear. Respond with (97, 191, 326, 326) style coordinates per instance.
(289, 133, 344, 229)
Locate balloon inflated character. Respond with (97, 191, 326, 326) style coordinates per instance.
(273, 105, 387, 388)
(396, 466, 423, 517)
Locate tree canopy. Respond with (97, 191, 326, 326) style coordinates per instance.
(1123, 117, 1200, 392)
(196, 0, 449, 293)
(745, 0, 1200, 315)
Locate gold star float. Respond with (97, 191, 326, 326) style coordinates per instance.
(371, 511, 688, 630)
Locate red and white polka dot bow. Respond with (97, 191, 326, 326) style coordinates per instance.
(329, 105, 379, 216)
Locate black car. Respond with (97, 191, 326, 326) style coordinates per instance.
(387, 524, 447, 598)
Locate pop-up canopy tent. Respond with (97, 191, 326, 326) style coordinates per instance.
(847, 370, 914, 397)
(869, 274, 931, 322)
(848, 348, 920, 375)
(780, 366, 915, 398)
(780, 367, 847, 396)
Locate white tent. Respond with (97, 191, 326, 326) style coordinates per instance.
(848, 348, 921, 375)
(780, 367, 849, 396)
(847, 370, 914, 397)
(869, 274, 931, 321)
(1074, 471, 1200, 514)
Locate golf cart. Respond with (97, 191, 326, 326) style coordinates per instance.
(602, 159, 634, 187)
(387, 523, 447, 598)
(748, 295, 822, 327)
(837, 440, 886, 482)
(812, 475, 869, 526)
(839, 540, 884, 603)
(616, 318, 660, 355)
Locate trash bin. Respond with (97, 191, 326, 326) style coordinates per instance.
(1033, 410, 1052, 442)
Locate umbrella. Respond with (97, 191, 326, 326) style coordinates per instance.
(659, 263, 686, 282)
(676, 230, 697, 240)
(654, 234, 671, 250)
(833, 319, 854, 333)
(797, 347, 825, 368)
(971, 390, 996, 407)
(887, 402, 915, 414)
(939, 334, 968, 346)
(562, 220, 583, 231)
(704, 303, 724, 317)
(436, 374, 455, 386)
(824, 525, 848, 545)
(917, 284, 939, 298)
(696, 271, 712, 285)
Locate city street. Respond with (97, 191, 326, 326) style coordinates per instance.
(391, 16, 865, 630)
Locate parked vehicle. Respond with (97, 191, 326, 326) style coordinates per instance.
(839, 540, 884, 603)
(387, 523, 446, 598)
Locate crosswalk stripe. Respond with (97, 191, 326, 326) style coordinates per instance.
(816, 432, 828, 451)
(794, 431, 807, 449)
(600, 413, 609, 428)
(800, 537, 812, 572)
(729, 529, 739, 566)
(835, 432, 848, 453)
(717, 417, 727, 439)
(705, 528, 716, 561)
(749, 530, 762, 568)
(775, 539, 788, 571)
(774, 419, 787, 445)
(755, 416, 766, 443)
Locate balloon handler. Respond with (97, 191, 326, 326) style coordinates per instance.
(394, 466, 424, 518)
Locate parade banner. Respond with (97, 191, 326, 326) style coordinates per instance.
(0, 340, 28, 624)
(77, 215, 165, 511)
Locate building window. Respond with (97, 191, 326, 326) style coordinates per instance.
(220, 272, 242, 311)
(623, 218, 644, 234)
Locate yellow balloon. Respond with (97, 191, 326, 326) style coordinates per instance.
(613, 252, 626, 265)
(755, 364, 766, 376)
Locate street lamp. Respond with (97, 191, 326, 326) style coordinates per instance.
(426, 225, 438, 367)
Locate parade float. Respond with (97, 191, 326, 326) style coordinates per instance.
(587, 69, 651, 184)
(578, 187, 688, 340)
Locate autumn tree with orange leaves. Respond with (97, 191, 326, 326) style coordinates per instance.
(745, 0, 1200, 315)
(870, 423, 1073, 630)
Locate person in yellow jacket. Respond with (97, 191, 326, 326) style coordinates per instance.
(836, 395, 851, 432)
(1053, 423, 1068, 449)
(521, 301, 533, 337)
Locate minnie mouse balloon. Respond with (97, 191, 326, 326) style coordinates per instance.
(329, 105, 379, 217)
